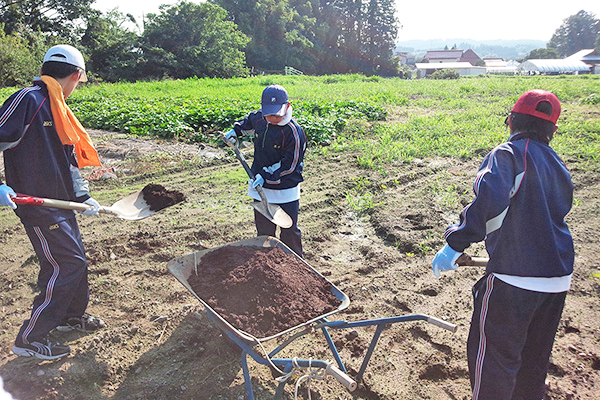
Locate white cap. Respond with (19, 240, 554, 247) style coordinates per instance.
(43, 44, 87, 82)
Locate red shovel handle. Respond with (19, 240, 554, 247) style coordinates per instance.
(12, 193, 90, 212)
(13, 194, 46, 206)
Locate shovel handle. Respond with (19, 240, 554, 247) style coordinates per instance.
(14, 194, 90, 212)
(221, 133, 255, 178)
(13, 194, 117, 216)
(221, 133, 270, 205)
(457, 253, 489, 267)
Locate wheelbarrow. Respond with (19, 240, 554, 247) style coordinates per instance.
(167, 236, 457, 399)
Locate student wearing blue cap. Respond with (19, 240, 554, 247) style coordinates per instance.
(225, 85, 307, 256)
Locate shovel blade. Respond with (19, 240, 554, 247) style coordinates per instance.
(252, 202, 293, 229)
(109, 191, 156, 221)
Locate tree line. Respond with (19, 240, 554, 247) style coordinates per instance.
(0, 0, 399, 86)
(1, 1, 598, 87)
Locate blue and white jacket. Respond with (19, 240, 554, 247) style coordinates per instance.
(445, 133, 574, 279)
(234, 107, 306, 204)
(0, 80, 90, 225)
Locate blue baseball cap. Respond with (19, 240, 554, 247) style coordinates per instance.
(261, 85, 288, 116)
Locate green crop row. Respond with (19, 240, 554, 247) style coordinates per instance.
(1, 74, 598, 158)
(68, 94, 386, 145)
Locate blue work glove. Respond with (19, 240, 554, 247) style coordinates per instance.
(224, 129, 237, 145)
(432, 244, 462, 278)
(263, 161, 281, 175)
(79, 197, 100, 216)
(248, 174, 264, 188)
(0, 184, 17, 209)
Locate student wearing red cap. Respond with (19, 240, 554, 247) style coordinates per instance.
(431, 90, 574, 399)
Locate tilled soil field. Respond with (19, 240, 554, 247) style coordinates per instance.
(0, 130, 598, 400)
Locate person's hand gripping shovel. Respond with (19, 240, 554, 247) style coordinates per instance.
(221, 131, 293, 228)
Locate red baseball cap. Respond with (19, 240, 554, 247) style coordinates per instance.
(511, 90, 561, 124)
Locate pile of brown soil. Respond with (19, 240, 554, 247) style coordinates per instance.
(141, 183, 185, 211)
(187, 245, 341, 338)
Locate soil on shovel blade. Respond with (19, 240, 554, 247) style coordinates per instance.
(141, 183, 186, 211)
(187, 245, 341, 337)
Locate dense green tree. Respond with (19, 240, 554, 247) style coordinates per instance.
(80, 9, 141, 82)
(211, 0, 315, 72)
(139, 2, 249, 79)
(0, 0, 94, 40)
(0, 24, 47, 87)
(364, 0, 398, 75)
(524, 47, 560, 60)
(548, 10, 600, 57)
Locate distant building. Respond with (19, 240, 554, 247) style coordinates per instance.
(518, 49, 597, 75)
(415, 62, 486, 78)
(484, 58, 520, 74)
(423, 49, 482, 66)
(396, 51, 416, 66)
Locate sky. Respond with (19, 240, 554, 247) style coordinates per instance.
(92, 0, 600, 42)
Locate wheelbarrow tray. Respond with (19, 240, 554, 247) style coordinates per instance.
(167, 236, 350, 345)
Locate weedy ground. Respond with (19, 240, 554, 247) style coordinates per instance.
(0, 125, 598, 399)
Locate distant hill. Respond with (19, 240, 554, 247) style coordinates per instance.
(396, 38, 547, 60)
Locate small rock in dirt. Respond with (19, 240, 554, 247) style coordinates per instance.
(345, 330, 359, 341)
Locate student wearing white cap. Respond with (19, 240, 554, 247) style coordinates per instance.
(0, 44, 105, 360)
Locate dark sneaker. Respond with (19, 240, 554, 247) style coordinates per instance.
(56, 313, 105, 332)
(12, 335, 70, 360)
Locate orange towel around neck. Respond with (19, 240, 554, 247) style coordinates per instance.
(41, 75, 101, 168)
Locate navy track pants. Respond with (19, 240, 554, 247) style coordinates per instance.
(16, 216, 89, 345)
(467, 274, 567, 400)
(253, 199, 302, 257)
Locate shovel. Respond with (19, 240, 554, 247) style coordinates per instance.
(221, 133, 293, 229)
(12, 191, 155, 221)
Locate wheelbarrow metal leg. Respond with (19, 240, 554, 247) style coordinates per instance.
(274, 363, 294, 399)
(356, 324, 387, 383)
(241, 351, 255, 400)
(320, 325, 347, 372)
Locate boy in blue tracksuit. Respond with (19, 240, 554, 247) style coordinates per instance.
(0, 45, 105, 360)
(225, 85, 306, 256)
(432, 90, 574, 399)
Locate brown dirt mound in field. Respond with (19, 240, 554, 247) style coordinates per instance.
(141, 183, 186, 211)
(187, 246, 341, 337)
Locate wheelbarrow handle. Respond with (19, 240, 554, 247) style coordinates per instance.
(457, 253, 489, 267)
(426, 316, 458, 332)
(326, 363, 357, 392)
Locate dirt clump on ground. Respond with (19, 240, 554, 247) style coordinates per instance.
(141, 183, 186, 211)
(187, 245, 341, 338)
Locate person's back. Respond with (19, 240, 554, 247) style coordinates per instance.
(432, 90, 574, 400)
(480, 135, 574, 277)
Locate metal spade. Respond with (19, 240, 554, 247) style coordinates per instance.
(13, 190, 156, 221)
(221, 134, 293, 229)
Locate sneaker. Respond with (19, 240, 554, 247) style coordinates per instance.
(56, 313, 105, 332)
(12, 335, 70, 360)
